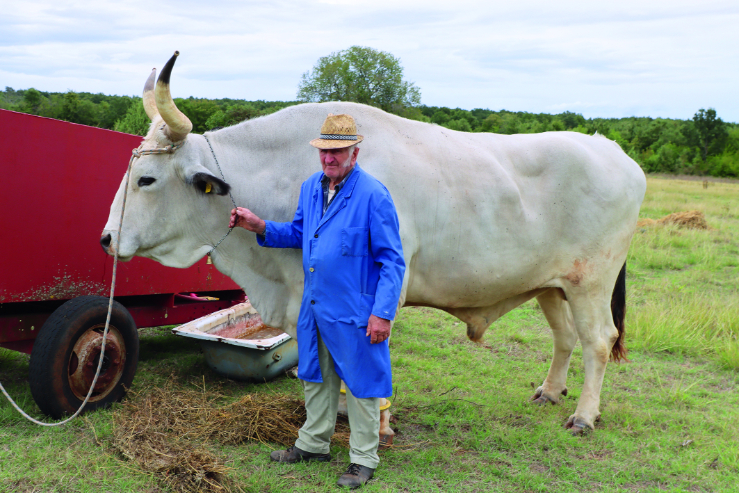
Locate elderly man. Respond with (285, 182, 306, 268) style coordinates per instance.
(229, 113, 405, 488)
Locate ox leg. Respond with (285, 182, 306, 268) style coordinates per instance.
(532, 288, 577, 405)
(563, 291, 619, 435)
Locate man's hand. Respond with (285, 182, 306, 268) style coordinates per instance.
(366, 314, 392, 344)
(230, 207, 266, 234)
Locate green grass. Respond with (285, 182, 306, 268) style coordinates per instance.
(1, 176, 738, 492)
(627, 177, 739, 367)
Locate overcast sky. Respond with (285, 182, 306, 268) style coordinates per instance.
(2, 0, 737, 121)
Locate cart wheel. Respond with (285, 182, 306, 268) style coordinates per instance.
(29, 296, 139, 419)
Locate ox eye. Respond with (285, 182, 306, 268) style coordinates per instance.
(138, 176, 156, 187)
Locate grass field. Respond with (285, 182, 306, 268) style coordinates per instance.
(1, 176, 738, 492)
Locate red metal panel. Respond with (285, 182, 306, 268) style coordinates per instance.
(0, 340, 35, 354)
(123, 291, 246, 328)
(0, 290, 247, 354)
(0, 311, 48, 345)
(0, 109, 240, 304)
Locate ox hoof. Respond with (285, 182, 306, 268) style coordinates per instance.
(564, 415, 594, 436)
(530, 387, 567, 406)
(531, 392, 555, 406)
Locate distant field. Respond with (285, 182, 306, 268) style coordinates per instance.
(1, 176, 737, 492)
(627, 176, 739, 369)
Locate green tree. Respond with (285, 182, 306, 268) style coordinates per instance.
(204, 110, 228, 130)
(725, 127, 739, 154)
(498, 113, 521, 134)
(445, 118, 472, 132)
(113, 99, 150, 136)
(606, 129, 628, 149)
(3, 86, 22, 105)
(693, 108, 727, 161)
(557, 111, 586, 130)
(98, 96, 132, 129)
(59, 91, 96, 125)
(23, 88, 43, 113)
(431, 109, 450, 125)
(396, 106, 429, 122)
(297, 46, 421, 114)
(176, 98, 220, 133)
(36, 93, 65, 120)
(203, 103, 288, 130)
(549, 118, 565, 132)
(481, 114, 501, 132)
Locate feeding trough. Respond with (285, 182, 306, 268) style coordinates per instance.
(172, 302, 298, 382)
(173, 301, 396, 446)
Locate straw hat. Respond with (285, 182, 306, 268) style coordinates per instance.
(310, 113, 364, 149)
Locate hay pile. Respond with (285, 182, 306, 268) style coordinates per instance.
(111, 380, 350, 492)
(111, 385, 230, 493)
(637, 210, 709, 230)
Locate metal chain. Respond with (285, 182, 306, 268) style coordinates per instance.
(0, 142, 180, 426)
(203, 133, 237, 257)
(203, 134, 236, 209)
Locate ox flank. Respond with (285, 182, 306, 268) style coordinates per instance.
(102, 57, 646, 435)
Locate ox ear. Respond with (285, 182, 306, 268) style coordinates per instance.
(181, 163, 231, 196)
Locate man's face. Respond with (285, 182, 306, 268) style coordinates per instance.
(320, 146, 359, 185)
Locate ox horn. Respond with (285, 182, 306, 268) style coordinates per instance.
(155, 51, 192, 142)
(142, 68, 158, 120)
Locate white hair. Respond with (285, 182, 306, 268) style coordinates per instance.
(342, 144, 358, 168)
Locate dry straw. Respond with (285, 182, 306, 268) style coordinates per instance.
(637, 210, 709, 230)
(110, 378, 350, 492)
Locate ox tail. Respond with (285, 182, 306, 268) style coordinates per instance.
(610, 262, 628, 362)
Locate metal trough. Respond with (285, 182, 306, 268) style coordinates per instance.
(172, 302, 298, 382)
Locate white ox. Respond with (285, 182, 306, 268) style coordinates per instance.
(102, 53, 646, 434)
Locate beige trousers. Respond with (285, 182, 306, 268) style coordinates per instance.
(295, 328, 381, 469)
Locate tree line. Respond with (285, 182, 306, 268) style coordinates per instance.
(2, 85, 737, 178)
(0, 86, 297, 137)
(414, 106, 739, 177)
(296, 46, 739, 178)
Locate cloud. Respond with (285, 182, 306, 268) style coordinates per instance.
(2, 0, 738, 120)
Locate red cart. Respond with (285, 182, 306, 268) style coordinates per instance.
(0, 109, 244, 418)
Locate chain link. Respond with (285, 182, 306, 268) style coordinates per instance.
(203, 133, 237, 257)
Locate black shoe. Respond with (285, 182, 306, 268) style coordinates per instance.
(269, 445, 331, 463)
(337, 463, 375, 489)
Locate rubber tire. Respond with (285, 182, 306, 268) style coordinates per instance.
(29, 296, 139, 419)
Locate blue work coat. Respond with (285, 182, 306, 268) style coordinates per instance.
(257, 165, 405, 398)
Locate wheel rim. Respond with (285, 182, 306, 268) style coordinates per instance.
(67, 324, 126, 402)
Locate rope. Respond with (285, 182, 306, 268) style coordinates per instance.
(0, 142, 180, 426)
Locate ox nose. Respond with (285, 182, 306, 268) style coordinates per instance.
(100, 233, 112, 253)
